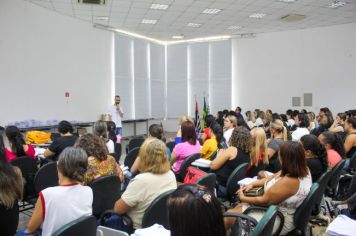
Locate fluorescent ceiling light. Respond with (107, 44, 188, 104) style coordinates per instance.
(202, 8, 221, 14)
(278, 0, 297, 3)
(249, 13, 267, 19)
(187, 22, 202, 27)
(228, 26, 242, 30)
(150, 3, 169, 10)
(94, 16, 109, 20)
(141, 19, 157, 24)
(170, 35, 231, 44)
(328, 1, 346, 8)
(172, 35, 184, 39)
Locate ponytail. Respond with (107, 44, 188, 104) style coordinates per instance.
(317, 143, 328, 172)
(282, 126, 288, 141)
(14, 134, 26, 156)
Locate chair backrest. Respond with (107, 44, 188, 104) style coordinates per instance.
(114, 143, 122, 163)
(177, 153, 201, 182)
(196, 173, 216, 193)
(166, 141, 176, 153)
(97, 226, 129, 236)
(88, 175, 122, 218)
(313, 170, 332, 215)
(52, 215, 97, 236)
(124, 147, 140, 169)
(127, 137, 145, 153)
(350, 152, 356, 171)
(252, 205, 278, 236)
(328, 160, 346, 189)
(11, 156, 38, 199)
(34, 162, 59, 193)
(293, 183, 319, 232)
(244, 206, 284, 236)
(226, 163, 249, 202)
(141, 189, 175, 229)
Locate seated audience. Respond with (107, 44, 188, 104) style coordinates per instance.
(175, 116, 193, 144)
(266, 119, 287, 173)
(225, 141, 312, 235)
(266, 109, 273, 123)
(246, 128, 268, 177)
(0, 139, 23, 236)
(211, 127, 250, 191)
(75, 133, 123, 184)
(200, 114, 216, 143)
(319, 131, 344, 168)
(5, 126, 35, 161)
(223, 115, 237, 144)
(130, 124, 171, 175)
(301, 135, 328, 182)
(114, 138, 177, 229)
(245, 110, 256, 129)
(344, 117, 356, 159)
(292, 113, 310, 141)
(201, 123, 224, 160)
(171, 121, 201, 174)
(168, 184, 226, 236)
(312, 114, 333, 137)
(24, 147, 92, 235)
(93, 120, 115, 153)
(44, 120, 77, 161)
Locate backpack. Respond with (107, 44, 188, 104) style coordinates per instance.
(184, 167, 206, 184)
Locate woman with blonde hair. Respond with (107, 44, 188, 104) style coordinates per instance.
(223, 115, 237, 145)
(246, 128, 268, 177)
(114, 138, 177, 230)
(266, 119, 288, 173)
(245, 111, 256, 129)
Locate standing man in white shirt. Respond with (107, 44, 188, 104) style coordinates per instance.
(108, 95, 124, 135)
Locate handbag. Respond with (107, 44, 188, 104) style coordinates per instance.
(184, 167, 206, 184)
(244, 187, 264, 197)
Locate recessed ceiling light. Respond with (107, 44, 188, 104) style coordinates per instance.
(172, 35, 184, 39)
(150, 3, 169, 10)
(227, 26, 242, 30)
(278, 0, 297, 3)
(187, 22, 202, 27)
(141, 19, 157, 24)
(328, 1, 346, 8)
(202, 8, 221, 14)
(249, 13, 267, 19)
(94, 16, 109, 20)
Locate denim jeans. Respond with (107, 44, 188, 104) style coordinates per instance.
(115, 127, 122, 135)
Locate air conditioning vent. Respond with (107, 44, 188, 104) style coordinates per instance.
(280, 14, 306, 22)
(78, 0, 106, 5)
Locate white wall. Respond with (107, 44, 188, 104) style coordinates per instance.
(0, 0, 113, 125)
(232, 22, 356, 115)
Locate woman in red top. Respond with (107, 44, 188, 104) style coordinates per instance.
(5, 126, 35, 162)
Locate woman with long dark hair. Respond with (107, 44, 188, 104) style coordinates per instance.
(5, 126, 35, 161)
(301, 135, 328, 182)
(0, 136, 23, 236)
(171, 121, 200, 173)
(319, 131, 345, 168)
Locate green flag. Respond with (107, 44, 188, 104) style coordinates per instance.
(202, 97, 208, 128)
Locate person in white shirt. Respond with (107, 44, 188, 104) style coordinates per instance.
(223, 115, 237, 145)
(286, 109, 296, 128)
(25, 147, 93, 236)
(93, 120, 115, 153)
(108, 95, 124, 135)
(292, 113, 310, 141)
